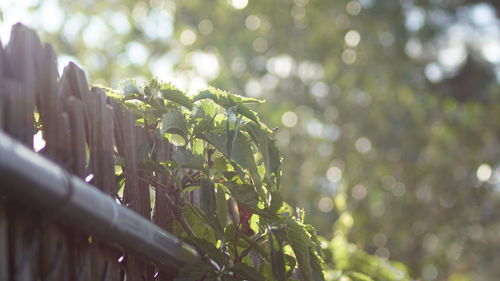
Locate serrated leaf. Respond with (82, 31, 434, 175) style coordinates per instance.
(201, 126, 263, 196)
(193, 87, 223, 104)
(286, 219, 325, 281)
(160, 109, 189, 140)
(236, 103, 260, 124)
(194, 87, 264, 104)
(192, 102, 218, 135)
(231, 263, 265, 281)
(194, 88, 262, 124)
(199, 129, 255, 170)
(193, 118, 214, 136)
(193, 101, 219, 119)
(161, 83, 193, 109)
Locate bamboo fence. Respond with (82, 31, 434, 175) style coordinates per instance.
(0, 23, 199, 281)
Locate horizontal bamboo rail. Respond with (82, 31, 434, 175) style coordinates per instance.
(0, 130, 199, 271)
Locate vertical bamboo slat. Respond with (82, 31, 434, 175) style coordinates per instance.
(0, 40, 5, 129)
(0, 199, 8, 281)
(89, 87, 116, 195)
(3, 24, 38, 148)
(67, 97, 87, 178)
(136, 127, 152, 219)
(154, 138, 175, 232)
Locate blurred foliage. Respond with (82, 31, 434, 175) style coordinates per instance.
(1, 0, 499, 280)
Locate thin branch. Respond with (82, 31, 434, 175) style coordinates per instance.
(139, 176, 171, 191)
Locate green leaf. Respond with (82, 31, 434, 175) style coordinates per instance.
(96, 85, 122, 101)
(172, 147, 205, 171)
(224, 223, 237, 242)
(193, 101, 219, 119)
(199, 129, 255, 170)
(194, 87, 262, 124)
(268, 140, 281, 187)
(268, 227, 286, 280)
(201, 127, 263, 196)
(241, 122, 271, 176)
(184, 236, 224, 266)
(214, 157, 230, 173)
(174, 260, 213, 281)
(160, 109, 189, 141)
(200, 179, 220, 231)
(148, 78, 160, 90)
(193, 87, 223, 104)
(286, 219, 325, 281)
(231, 263, 266, 281)
(191, 102, 218, 135)
(236, 103, 260, 124)
(183, 205, 216, 242)
(194, 87, 264, 104)
(182, 185, 200, 193)
(121, 79, 141, 96)
(225, 108, 239, 160)
(224, 182, 260, 211)
(161, 83, 193, 109)
(258, 262, 273, 281)
(216, 183, 228, 228)
(270, 191, 284, 214)
(241, 122, 281, 190)
(240, 235, 269, 259)
(284, 254, 297, 278)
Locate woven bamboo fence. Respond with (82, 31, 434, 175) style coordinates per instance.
(0, 24, 198, 281)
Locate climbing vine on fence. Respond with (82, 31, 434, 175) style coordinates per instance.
(102, 79, 324, 281)
(101, 79, 412, 281)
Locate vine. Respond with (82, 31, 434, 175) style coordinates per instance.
(100, 79, 412, 281)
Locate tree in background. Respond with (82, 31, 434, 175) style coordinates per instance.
(1, 0, 499, 280)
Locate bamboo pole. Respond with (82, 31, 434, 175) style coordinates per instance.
(0, 130, 199, 273)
